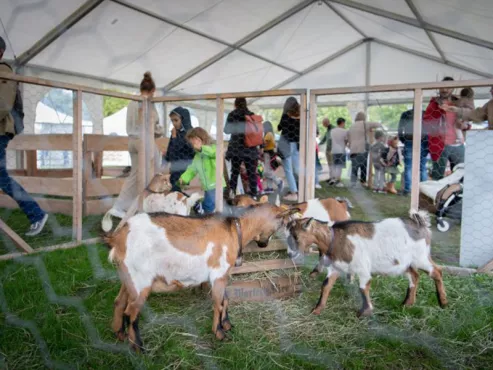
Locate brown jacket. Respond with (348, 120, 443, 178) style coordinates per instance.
(0, 63, 16, 136)
(347, 120, 382, 154)
(457, 99, 493, 130)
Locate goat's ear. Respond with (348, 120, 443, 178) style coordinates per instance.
(303, 218, 314, 230)
(259, 195, 269, 203)
(277, 207, 301, 219)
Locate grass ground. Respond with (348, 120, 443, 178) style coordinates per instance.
(0, 183, 483, 369)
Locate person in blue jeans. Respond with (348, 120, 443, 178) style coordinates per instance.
(0, 37, 48, 236)
(398, 108, 429, 195)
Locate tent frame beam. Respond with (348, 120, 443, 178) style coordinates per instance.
(112, 0, 316, 92)
(323, 0, 367, 38)
(16, 0, 105, 66)
(404, 0, 447, 62)
(326, 0, 493, 51)
(374, 39, 493, 79)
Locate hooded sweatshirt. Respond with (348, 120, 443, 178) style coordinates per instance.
(165, 106, 195, 173)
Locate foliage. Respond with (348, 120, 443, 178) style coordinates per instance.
(41, 89, 92, 120)
(368, 104, 411, 131)
(103, 95, 130, 118)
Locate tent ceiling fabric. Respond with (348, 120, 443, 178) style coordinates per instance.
(1, 0, 492, 93)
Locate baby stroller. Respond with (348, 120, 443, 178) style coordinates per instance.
(419, 164, 464, 232)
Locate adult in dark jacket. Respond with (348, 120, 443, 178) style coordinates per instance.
(165, 106, 195, 191)
(224, 98, 259, 197)
(398, 108, 428, 195)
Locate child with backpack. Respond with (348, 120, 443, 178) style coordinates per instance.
(179, 127, 226, 214)
(262, 121, 283, 194)
(370, 130, 387, 193)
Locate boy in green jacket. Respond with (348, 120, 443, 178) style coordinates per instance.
(179, 127, 225, 214)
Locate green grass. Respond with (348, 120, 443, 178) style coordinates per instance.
(0, 182, 480, 369)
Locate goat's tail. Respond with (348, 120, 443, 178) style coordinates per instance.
(409, 209, 431, 228)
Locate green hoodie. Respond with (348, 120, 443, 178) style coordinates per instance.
(179, 144, 226, 191)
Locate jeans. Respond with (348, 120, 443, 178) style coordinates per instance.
(282, 142, 299, 193)
(170, 170, 185, 192)
(229, 154, 258, 196)
(432, 144, 465, 180)
(403, 140, 429, 193)
(350, 152, 368, 184)
(0, 135, 45, 224)
(202, 189, 215, 214)
(373, 166, 385, 189)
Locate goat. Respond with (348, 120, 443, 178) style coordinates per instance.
(286, 210, 448, 317)
(105, 204, 298, 351)
(102, 173, 202, 232)
(229, 194, 352, 276)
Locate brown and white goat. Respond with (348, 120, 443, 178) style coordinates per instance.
(286, 210, 448, 317)
(230, 194, 352, 276)
(105, 204, 297, 351)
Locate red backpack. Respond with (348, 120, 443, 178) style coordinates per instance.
(244, 114, 264, 147)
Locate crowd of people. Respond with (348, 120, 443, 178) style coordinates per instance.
(1, 37, 492, 233)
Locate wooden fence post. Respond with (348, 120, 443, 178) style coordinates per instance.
(410, 88, 423, 211)
(305, 92, 317, 201)
(215, 97, 225, 212)
(298, 92, 308, 201)
(72, 90, 83, 242)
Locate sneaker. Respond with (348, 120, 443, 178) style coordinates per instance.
(26, 214, 49, 237)
(283, 192, 298, 202)
(276, 179, 284, 193)
(372, 189, 378, 193)
(315, 184, 322, 189)
(193, 202, 204, 215)
(264, 188, 274, 194)
(378, 189, 386, 194)
(109, 208, 126, 218)
(335, 181, 345, 188)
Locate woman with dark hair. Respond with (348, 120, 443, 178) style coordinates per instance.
(224, 97, 259, 197)
(278, 97, 301, 201)
(102, 72, 163, 231)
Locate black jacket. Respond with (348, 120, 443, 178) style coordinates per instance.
(224, 107, 257, 159)
(278, 114, 300, 144)
(165, 106, 195, 172)
(398, 109, 426, 144)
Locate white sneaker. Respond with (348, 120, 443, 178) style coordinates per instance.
(315, 184, 322, 189)
(335, 182, 345, 188)
(282, 193, 298, 202)
(26, 214, 49, 237)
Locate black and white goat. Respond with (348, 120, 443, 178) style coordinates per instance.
(286, 210, 448, 317)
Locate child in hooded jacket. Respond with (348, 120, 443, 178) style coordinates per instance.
(179, 127, 225, 214)
(382, 136, 402, 195)
(165, 106, 195, 191)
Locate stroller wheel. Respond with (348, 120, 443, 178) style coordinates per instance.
(437, 219, 450, 232)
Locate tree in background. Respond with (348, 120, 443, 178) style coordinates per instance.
(368, 104, 410, 131)
(103, 95, 130, 117)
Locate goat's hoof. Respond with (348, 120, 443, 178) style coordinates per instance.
(130, 343, 146, 354)
(439, 300, 448, 309)
(222, 319, 232, 331)
(311, 307, 323, 316)
(115, 330, 127, 342)
(357, 308, 373, 318)
(309, 271, 319, 278)
(402, 299, 415, 307)
(215, 328, 226, 341)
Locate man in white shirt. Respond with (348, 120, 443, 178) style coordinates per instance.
(329, 118, 348, 187)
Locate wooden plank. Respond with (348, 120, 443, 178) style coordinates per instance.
(85, 198, 116, 215)
(86, 178, 125, 197)
(215, 97, 225, 212)
(145, 99, 155, 184)
(8, 134, 73, 151)
(73, 91, 83, 242)
(0, 71, 143, 101)
(84, 134, 129, 152)
(8, 169, 27, 176)
(153, 89, 307, 103)
(231, 258, 299, 275)
(11, 176, 72, 197)
(0, 219, 34, 253)
(138, 104, 146, 212)
(26, 150, 37, 176)
(227, 276, 301, 303)
(303, 92, 314, 201)
(478, 258, 493, 273)
(94, 152, 103, 178)
(83, 138, 92, 215)
(0, 194, 72, 215)
(18, 169, 72, 178)
(410, 89, 423, 211)
(243, 239, 286, 253)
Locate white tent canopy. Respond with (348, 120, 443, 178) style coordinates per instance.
(1, 0, 492, 96)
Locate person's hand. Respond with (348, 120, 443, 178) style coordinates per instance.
(171, 127, 177, 138)
(440, 104, 459, 113)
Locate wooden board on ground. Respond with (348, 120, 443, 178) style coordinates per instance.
(226, 275, 302, 303)
(0, 219, 34, 253)
(231, 258, 299, 275)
